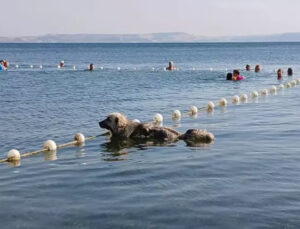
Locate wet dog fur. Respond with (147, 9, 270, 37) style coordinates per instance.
(99, 113, 214, 146)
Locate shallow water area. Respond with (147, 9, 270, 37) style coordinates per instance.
(1, 43, 300, 228)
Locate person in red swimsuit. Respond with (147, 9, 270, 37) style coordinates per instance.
(232, 69, 245, 81)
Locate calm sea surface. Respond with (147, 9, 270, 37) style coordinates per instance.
(0, 43, 300, 228)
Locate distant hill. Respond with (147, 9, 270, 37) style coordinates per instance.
(1, 32, 300, 43)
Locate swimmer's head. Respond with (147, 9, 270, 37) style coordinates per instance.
(246, 64, 251, 71)
(255, 65, 261, 73)
(89, 63, 94, 71)
(277, 68, 283, 80)
(287, 68, 293, 76)
(226, 73, 233, 80)
(169, 61, 174, 68)
(233, 69, 240, 76)
(4, 61, 9, 68)
(60, 61, 65, 68)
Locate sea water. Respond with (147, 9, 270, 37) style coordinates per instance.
(0, 43, 300, 228)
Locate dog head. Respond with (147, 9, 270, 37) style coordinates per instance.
(99, 113, 129, 135)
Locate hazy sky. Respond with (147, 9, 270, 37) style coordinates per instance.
(0, 0, 299, 37)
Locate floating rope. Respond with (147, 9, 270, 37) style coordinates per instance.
(8, 64, 261, 72)
(152, 79, 300, 125)
(0, 133, 106, 164)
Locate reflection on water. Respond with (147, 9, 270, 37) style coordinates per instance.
(74, 147, 86, 158)
(9, 160, 21, 167)
(100, 133, 214, 160)
(44, 150, 57, 161)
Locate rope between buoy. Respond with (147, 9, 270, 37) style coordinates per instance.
(0, 133, 107, 164)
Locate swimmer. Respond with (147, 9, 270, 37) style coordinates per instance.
(226, 73, 233, 80)
(89, 63, 94, 71)
(255, 64, 261, 73)
(246, 64, 251, 71)
(166, 61, 177, 71)
(4, 60, 9, 69)
(277, 68, 283, 80)
(287, 68, 293, 76)
(60, 61, 65, 68)
(232, 69, 245, 81)
(0, 60, 7, 71)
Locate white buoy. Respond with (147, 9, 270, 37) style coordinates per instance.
(100, 66, 104, 70)
(232, 95, 240, 103)
(251, 91, 259, 98)
(291, 80, 297, 87)
(72, 65, 76, 70)
(261, 89, 268, 96)
(153, 113, 163, 123)
(279, 84, 284, 90)
(270, 85, 277, 94)
(207, 101, 215, 112)
(39, 65, 43, 69)
(44, 140, 57, 151)
(172, 110, 181, 119)
(189, 105, 198, 115)
(219, 98, 227, 107)
(240, 94, 248, 102)
(132, 119, 141, 123)
(15, 64, 19, 68)
(152, 67, 155, 72)
(7, 149, 21, 162)
(74, 133, 85, 144)
(30, 65, 33, 68)
(117, 67, 121, 71)
(285, 82, 291, 88)
(57, 65, 61, 69)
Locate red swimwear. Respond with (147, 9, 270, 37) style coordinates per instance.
(233, 75, 245, 81)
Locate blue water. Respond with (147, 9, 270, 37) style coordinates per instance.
(1, 43, 300, 228)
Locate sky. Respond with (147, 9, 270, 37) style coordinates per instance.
(0, 0, 299, 37)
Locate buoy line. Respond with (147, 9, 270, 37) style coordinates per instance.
(0, 133, 106, 164)
(1, 79, 299, 165)
(151, 79, 299, 125)
(8, 65, 270, 72)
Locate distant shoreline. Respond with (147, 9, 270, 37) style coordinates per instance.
(1, 32, 300, 43)
(1, 41, 300, 44)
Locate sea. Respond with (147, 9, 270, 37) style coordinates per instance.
(0, 43, 300, 228)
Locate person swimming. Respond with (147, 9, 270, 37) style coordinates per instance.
(287, 68, 293, 76)
(60, 61, 65, 68)
(246, 64, 251, 71)
(4, 60, 9, 69)
(232, 69, 245, 81)
(255, 64, 261, 73)
(277, 68, 283, 80)
(89, 63, 94, 71)
(0, 60, 7, 70)
(226, 73, 233, 80)
(166, 61, 177, 71)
